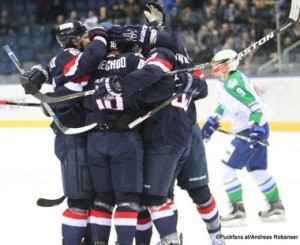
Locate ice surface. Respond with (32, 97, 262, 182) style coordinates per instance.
(0, 128, 299, 244)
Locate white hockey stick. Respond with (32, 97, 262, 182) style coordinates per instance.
(217, 129, 270, 147)
(3, 45, 97, 134)
(128, 0, 300, 128)
(0, 100, 40, 107)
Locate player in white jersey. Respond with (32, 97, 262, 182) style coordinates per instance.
(202, 49, 286, 226)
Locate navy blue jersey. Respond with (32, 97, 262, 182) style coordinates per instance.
(174, 52, 208, 127)
(84, 52, 147, 125)
(120, 47, 192, 148)
(48, 38, 107, 128)
(166, 33, 208, 127)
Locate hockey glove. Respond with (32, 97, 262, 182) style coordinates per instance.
(144, 1, 165, 23)
(108, 24, 152, 47)
(21, 64, 49, 94)
(175, 72, 205, 98)
(248, 124, 265, 149)
(95, 75, 123, 101)
(202, 116, 220, 140)
(175, 72, 193, 93)
(89, 26, 108, 41)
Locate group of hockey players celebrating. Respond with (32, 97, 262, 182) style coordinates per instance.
(19, 1, 286, 245)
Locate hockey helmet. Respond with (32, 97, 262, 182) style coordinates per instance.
(99, 21, 113, 31)
(56, 21, 87, 48)
(101, 21, 139, 53)
(211, 49, 239, 72)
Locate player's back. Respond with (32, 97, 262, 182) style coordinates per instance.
(84, 52, 146, 125)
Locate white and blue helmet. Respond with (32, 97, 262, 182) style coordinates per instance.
(211, 49, 239, 71)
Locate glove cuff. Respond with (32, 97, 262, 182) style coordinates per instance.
(149, 29, 157, 45)
(211, 114, 220, 123)
(104, 77, 123, 96)
(249, 120, 258, 127)
(31, 64, 50, 83)
(94, 36, 107, 46)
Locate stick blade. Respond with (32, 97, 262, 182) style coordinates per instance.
(36, 195, 65, 207)
(64, 123, 97, 135)
(3, 45, 12, 53)
(289, 0, 300, 22)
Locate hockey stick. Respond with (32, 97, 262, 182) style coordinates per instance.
(166, 0, 300, 75)
(36, 195, 65, 207)
(4, 1, 299, 104)
(3, 45, 97, 134)
(128, 0, 300, 129)
(128, 62, 228, 129)
(0, 99, 40, 107)
(15, 62, 212, 104)
(165, 62, 211, 76)
(217, 128, 270, 147)
(2, 43, 210, 104)
(3, 45, 95, 104)
(234, 0, 299, 61)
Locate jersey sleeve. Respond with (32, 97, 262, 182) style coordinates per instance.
(133, 76, 175, 103)
(119, 47, 175, 96)
(68, 38, 107, 81)
(155, 31, 179, 53)
(214, 104, 225, 118)
(56, 39, 106, 90)
(126, 53, 146, 71)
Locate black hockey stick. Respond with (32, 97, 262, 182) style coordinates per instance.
(3, 42, 210, 104)
(166, 0, 300, 75)
(0, 100, 40, 107)
(165, 62, 211, 76)
(3, 45, 96, 104)
(152, 0, 300, 77)
(216, 128, 270, 147)
(36, 195, 65, 207)
(234, 0, 299, 61)
(3, 45, 97, 134)
(128, 0, 300, 128)
(4, 1, 298, 105)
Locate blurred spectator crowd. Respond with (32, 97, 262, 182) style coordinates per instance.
(1, 0, 300, 75)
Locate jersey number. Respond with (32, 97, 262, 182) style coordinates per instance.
(171, 94, 191, 111)
(96, 96, 125, 110)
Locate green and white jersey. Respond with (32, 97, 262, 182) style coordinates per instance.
(214, 70, 272, 133)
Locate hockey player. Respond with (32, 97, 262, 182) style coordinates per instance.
(202, 49, 286, 226)
(100, 20, 207, 244)
(134, 2, 226, 244)
(83, 22, 147, 245)
(20, 20, 108, 244)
